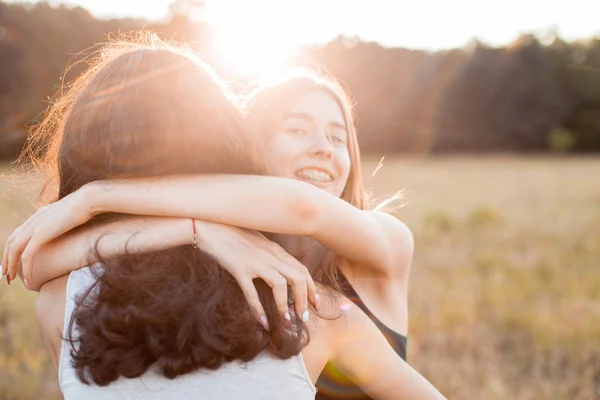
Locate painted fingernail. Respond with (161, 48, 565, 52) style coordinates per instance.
(260, 315, 270, 331)
(301, 311, 309, 322)
(6, 275, 11, 286)
(284, 312, 291, 321)
(24, 279, 31, 290)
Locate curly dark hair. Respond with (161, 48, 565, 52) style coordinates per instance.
(28, 33, 308, 386)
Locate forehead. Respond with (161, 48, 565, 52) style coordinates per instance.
(288, 89, 346, 127)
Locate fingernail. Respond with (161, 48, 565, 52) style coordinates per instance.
(260, 315, 270, 330)
(301, 311, 309, 322)
(314, 294, 320, 311)
(6, 275, 11, 286)
(284, 312, 291, 321)
(24, 279, 31, 290)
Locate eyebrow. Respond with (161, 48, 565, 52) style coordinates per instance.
(285, 112, 347, 130)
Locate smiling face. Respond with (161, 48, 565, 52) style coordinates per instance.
(245, 73, 365, 210)
(245, 73, 365, 282)
(265, 89, 351, 198)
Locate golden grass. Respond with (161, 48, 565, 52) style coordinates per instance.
(1, 156, 599, 399)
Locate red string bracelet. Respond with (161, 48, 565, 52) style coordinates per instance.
(191, 218, 198, 249)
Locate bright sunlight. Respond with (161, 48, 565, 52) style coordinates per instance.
(204, 0, 308, 78)
(209, 28, 298, 79)
(32, 0, 600, 78)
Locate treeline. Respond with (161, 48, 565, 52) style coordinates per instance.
(1, 1, 600, 159)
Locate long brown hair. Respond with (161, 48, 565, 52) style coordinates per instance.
(27, 33, 308, 386)
(244, 70, 365, 286)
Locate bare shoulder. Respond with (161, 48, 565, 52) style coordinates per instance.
(370, 211, 415, 280)
(309, 285, 379, 346)
(35, 275, 69, 368)
(370, 211, 414, 246)
(302, 285, 367, 376)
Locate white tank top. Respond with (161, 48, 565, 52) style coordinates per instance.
(59, 267, 317, 399)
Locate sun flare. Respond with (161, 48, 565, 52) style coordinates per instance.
(204, 0, 303, 79)
(209, 30, 297, 79)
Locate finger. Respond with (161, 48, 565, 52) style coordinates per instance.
(2, 241, 9, 276)
(16, 260, 29, 289)
(270, 250, 319, 311)
(20, 238, 42, 288)
(301, 267, 319, 311)
(259, 268, 290, 321)
(3, 231, 19, 276)
(20, 250, 34, 290)
(7, 233, 32, 282)
(1, 249, 8, 280)
(3, 211, 44, 277)
(277, 268, 309, 321)
(279, 257, 318, 311)
(235, 274, 269, 329)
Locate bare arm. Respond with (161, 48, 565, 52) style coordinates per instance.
(35, 275, 69, 369)
(13, 214, 318, 323)
(20, 216, 190, 291)
(327, 300, 445, 400)
(84, 175, 413, 280)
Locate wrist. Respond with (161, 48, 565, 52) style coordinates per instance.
(74, 183, 95, 220)
(80, 181, 107, 217)
(191, 218, 199, 249)
(190, 219, 217, 253)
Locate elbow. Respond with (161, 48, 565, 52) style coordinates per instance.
(25, 272, 43, 292)
(16, 265, 40, 292)
(29, 280, 43, 292)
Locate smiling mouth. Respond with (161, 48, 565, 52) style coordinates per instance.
(295, 168, 333, 184)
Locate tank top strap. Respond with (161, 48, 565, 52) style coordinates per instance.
(338, 271, 408, 358)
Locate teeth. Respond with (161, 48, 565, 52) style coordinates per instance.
(296, 169, 332, 182)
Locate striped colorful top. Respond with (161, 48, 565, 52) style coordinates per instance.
(315, 273, 408, 400)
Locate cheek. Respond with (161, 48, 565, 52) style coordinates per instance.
(340, 151, 352, 178)
(336, 151, 352, 184)
(264, 135, 297, 175)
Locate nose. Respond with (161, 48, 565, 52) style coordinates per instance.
(309, 132, 333, 158)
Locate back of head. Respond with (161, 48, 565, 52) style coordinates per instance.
(27, 33, 306, 386)
(27, 33, 260, 202)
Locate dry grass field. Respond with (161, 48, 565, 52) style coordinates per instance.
(1, 155, 599, 399)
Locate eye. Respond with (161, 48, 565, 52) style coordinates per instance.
(328, 133, 346, 145)
(286, 128, 307, 135)
(328, 127, 347, 145)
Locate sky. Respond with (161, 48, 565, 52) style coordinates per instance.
(18, 0, 600, 49)
(9, 0, 600, 76)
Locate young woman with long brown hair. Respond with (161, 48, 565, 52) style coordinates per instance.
(2, 34, 442, 399)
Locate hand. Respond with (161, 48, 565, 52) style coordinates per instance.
(2, 188, 93, 287)
(196, 221, 319, 328)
